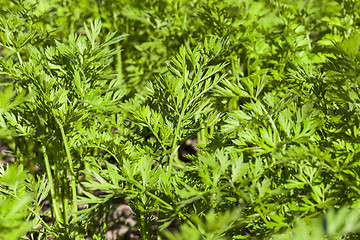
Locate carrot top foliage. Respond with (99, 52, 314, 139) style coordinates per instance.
(1, 0, 360, 239)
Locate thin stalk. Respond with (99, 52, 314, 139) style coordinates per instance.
(147, 192, 173, 210)
(41, 142, 62, 225)
(168, 60, 208, 176)
(260, 104, 281, 143)
(17, 52, 23, 65)
(177, 211, 197, 229)
(209, 125, 214, 136)
(198, 127, 207, 145)
(256, 207, 269, 224)
(169, 54, 223, 175)
(116, 44, 123, 80)
(51, 147, 69, 227)
(53, 156, 61, 210)
(57, 120, 78, 218)
(168, 122, 182, 177)
(90, 144, 120, 164)
(168, 66, 189, 177)
(150, 127, 168, 152)
(140, 213, 149, 240)
(62, 171, 69, 225)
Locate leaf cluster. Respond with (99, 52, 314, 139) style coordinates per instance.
(1, 0, 360, 239)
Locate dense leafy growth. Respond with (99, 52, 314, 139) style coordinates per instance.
(1, 0, 360, 239)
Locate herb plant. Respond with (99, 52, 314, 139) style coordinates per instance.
(1, 0, 360, 239)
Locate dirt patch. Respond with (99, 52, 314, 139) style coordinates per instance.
(0, 142, 14, 165)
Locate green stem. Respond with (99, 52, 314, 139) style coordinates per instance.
(41, 142, 62, 225)
(62, 174, 69, 225)
(58, 121, 78, 218)
(147, 192, 173, 210)
(209, 125, 215, 140)
(198, 127, 208, 145)
(168, 130, 181, 178)
(260, 104, 281, 143)
(140, 213, 149, 240)
(17, 52, 23, 65)
(168, 62, 191, 177)
(177, 211, 197, 229)
(116, 44, 123, 80)
(89, 144, 120, 164)
(256, 207, 269, 224)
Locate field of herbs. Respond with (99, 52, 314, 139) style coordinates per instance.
(1, 0, 360, 239)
